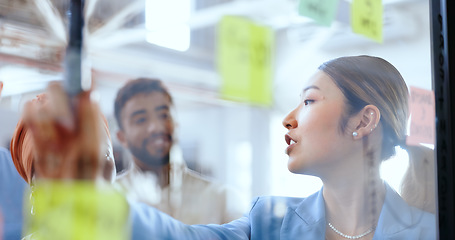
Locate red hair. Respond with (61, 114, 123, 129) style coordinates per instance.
(10, 93, 111, 184)
(10, 118, 34, 183)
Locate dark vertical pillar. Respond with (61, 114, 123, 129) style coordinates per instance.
(65, 0, 84, 95)
(431, 0, 455, 239)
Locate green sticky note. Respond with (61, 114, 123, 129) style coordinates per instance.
(24, 181, 130, 240)
(351, 0, 383, 43)
(217, 16, 274, 106)
(298, 0, 339, 27)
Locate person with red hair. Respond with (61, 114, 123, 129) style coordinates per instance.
(9, 83, 122, 240)
(10, 90, 116, 184)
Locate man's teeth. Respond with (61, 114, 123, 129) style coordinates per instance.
(290, 140, 296, 144)
(154, 138, 165, 144)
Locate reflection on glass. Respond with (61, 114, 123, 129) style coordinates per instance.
(0, 0, 438, 239)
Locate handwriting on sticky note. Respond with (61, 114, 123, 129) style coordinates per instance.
(298, 0, 339, 27)
(218, 16, 273, 105)
(406, 86, 435, 146)
(351, 0, 383, 42)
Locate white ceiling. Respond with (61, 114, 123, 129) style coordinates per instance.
(0, 0, 431, 115)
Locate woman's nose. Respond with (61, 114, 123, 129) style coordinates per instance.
(282, 108, 298, 129)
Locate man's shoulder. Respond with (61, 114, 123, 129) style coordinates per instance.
(182, 167, 212, 181)
(178, 167, 238, 198)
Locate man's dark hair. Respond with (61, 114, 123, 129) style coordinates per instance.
(114, 78, 173, 129)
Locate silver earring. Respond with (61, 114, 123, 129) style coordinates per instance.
(370, 124, 377, 132)
(352, 131, 358, 137)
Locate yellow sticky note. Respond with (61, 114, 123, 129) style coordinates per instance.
(24, 181, 130, 240)
(218, 16, 251, 102)
(406, 86, 435, 146)
(217, 16, 274, 106)
(249, 22, 274, 105)
(351, 0, 383, 43)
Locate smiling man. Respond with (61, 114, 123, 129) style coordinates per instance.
(114, 78, 245, 224)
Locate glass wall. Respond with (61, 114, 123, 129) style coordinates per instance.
(0, 0, 439, 239)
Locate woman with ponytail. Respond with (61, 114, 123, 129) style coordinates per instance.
(129, 55, 437, 239)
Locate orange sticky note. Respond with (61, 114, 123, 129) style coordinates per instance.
(406, 86, 435, 146)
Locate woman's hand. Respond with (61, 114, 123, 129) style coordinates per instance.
(23, 83, 101, 180)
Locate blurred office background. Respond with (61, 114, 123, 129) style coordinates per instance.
(0, 0, 432, 205)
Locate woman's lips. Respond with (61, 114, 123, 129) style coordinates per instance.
(285, 134, 297, 154)
(285, 144, 296, 155)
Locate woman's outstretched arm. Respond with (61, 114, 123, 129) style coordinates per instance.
(129, 200, 250, 240)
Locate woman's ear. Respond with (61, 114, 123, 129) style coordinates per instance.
(351, 105, 381, 140)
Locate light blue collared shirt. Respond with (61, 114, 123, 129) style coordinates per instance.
(130, 183, 437, 239)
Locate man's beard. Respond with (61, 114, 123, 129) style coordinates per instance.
(127, 137, 171, 167)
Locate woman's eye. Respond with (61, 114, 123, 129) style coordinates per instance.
(303, 99, 314, 105)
